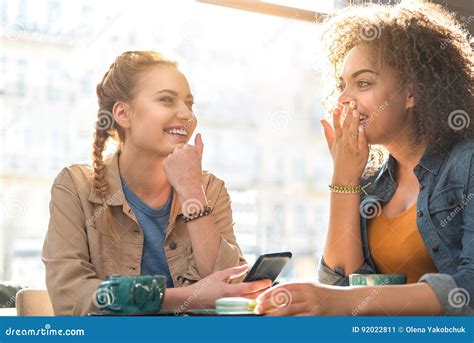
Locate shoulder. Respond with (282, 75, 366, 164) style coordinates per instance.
(201, 171, 228, 195)
(52, 163, 93, 194)
(442, 138, 474, 175)
(449, 138, 474, 157)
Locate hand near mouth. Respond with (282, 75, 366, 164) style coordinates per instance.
(320, 101, 369, 184)
(163, 133, 206, 203)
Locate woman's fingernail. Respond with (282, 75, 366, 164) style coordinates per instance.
(349, 101, 355, 109)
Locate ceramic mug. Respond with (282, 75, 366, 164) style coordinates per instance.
(349, 274, 407, 286)
(95, 274, 166, 314)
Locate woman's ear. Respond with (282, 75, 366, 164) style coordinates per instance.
(112, 101, 131, 129)
(405, 83, 416, 110)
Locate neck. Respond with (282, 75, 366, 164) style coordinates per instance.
(118, 144, 171, 204)
(385, 133, 427, 174)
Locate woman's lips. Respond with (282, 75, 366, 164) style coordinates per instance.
(359, 113, 369, 126)
(163, 130, 188, 141)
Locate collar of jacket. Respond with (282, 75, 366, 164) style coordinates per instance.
(361, 145, 445, 201)
(379, 145, 445, 179)
(87, 152, 183, 223)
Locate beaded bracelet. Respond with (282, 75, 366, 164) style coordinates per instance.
(328, 184, 361, 194)
(183, 205, 213, 222)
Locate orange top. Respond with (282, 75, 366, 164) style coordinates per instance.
(367, 204, 438, 283)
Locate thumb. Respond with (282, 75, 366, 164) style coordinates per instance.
(194, 133, 204, 160)
(320, 119, 335, 153)
(215, 264, 249, 283)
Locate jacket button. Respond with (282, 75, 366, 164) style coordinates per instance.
(432, 245, 439, 253)
(417, 210, 424, 217)
(169, 241, 177, 250)
(447, 197, 455, 205)
(414, 164, 421, 172)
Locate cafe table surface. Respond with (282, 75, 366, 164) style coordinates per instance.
(0, 308, 17, 316)
(89, 309, 259, 316)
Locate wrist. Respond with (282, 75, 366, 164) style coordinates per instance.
(331, 175, 361, 186)
(177, 185, 207, 204)
(162, 286, 192, 312)
(346, 286, 373, 316)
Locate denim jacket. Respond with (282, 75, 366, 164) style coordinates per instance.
(317, 139, 474, 315)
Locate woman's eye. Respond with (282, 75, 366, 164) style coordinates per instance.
(336, 83, 345, 92)
(160, 96, 174, 103)
(357, 81, 371, 88)
(186, 102, 194, 109)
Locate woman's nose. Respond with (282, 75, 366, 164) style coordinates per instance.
(176, 103, 194, 119)
(176, 105, 195, 127)
(337, 90, 352, 106)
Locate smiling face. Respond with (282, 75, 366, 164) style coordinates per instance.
(119, 64, 197, 156)
(336, 45, 415, 146)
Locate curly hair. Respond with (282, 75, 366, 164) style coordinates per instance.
(92, 51, 177, 238)
(321, 1, 473, 163)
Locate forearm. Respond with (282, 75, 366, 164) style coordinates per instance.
(179, 187, 221, 278)
(351, 282, 442, 316)
(187, 216, 221, 277)
(161, 286, 193, 311)
(323, 191, 364, 275)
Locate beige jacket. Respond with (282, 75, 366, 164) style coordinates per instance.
(42, 152, 246, 315)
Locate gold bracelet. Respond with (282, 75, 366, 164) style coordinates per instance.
(328, 184, 361, 194)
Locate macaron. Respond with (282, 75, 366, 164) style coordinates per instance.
(215, 297, 256, 314)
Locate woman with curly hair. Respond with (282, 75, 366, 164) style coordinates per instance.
(256, 1, 473, 315)
(42, 51, 270, 315)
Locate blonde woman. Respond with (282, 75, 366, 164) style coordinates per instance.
(42, 51, 270, 315)
(256, 2, 473, 315)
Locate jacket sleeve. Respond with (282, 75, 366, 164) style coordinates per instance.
(317, 255, 375, 286)
(182, 175, 247, 284)
(42, 168, 102, 316)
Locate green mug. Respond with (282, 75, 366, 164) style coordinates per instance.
(94, 275, 166, 314)
(349, 274, 407, 286)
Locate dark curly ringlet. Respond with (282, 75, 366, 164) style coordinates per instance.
(321, 1, 473, 160)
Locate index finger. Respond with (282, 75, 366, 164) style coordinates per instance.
(332, 105, 343, 138)
(229, 279, 272, 295)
